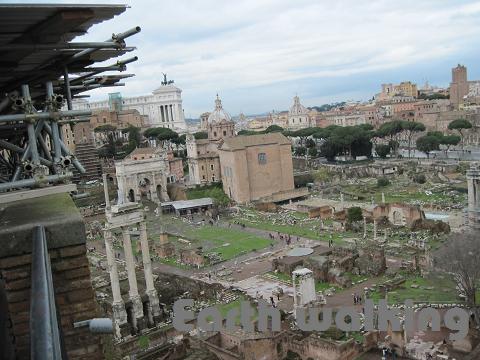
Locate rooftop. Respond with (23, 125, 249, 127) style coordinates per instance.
(0, 3, 133, 99)
(219, 132, 291, 151)
(161, 197, 213, 211)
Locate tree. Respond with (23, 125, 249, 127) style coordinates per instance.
(237, 129, 257, 136)
(416, 134, 440, 158)
(264, 125, 284, 133)
(290, 127, 318, 147)
(376, 120, 404, 157)
(294, 146, 307, 156)
(440, 134, 461, 157)
(448, 118, 472, 152)
(434, 232, 480, 326)
(347, 207, 363, 223)
(318, 125, 373, 161)
(402, 121, 425, 158)
(307, 147, 318, 158)
(193, 131, 208, 139)
(94, 124, 117, 133)
(122, 125, 141, 155)
(144, 127, 179, 147)
(377, 177, 390, 187)
(375, 144, 391, 159)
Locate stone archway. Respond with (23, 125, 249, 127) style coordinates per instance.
(128, 189, 135, 202)
(392, 210, 402, 226)
(139, 178, 152, 201)
(156, 184, 163, 202)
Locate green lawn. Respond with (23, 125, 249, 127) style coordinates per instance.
(186, 183, 230, 206)
(267, 271, 341, 292)
(186, 226, 273, 261)
(368, 274, 458, 304)
(230, 215, 350, 245)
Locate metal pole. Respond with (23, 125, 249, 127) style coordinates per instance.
(21, 84, 41, 166)
(12, 119, 46, 181)
(46, 81, 63, 163)
(42, 123, 86, 174)
(70, 27, 141, 61)
(0, 110, 91, 123)
(69, 56, 138, 85)
(0, 174, 70, 192)
(0, 41, 126, 51)
(30, 225, 63, 360)
(63, 67, 72, 110)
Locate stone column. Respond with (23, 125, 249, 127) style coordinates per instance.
(139, 222, 161, 326)
(122, 227, 145, 332)
(165, 105, 169, 122)
(170, 104, 174, 122)
(381, 192, 385, 203)
(102, 174, 110, 209)
(104, 230, 128, 337)
(363, 216, 367, 238)
(373, 219, 377, 241)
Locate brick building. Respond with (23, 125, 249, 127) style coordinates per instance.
(218, 133, 296, 203)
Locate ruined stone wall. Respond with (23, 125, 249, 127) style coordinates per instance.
(0, 244, 102, 359)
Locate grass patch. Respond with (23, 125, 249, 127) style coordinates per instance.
(230, 210, 351, 245)
(187, 183, 230, 206)
(158, 257, 195, 270)
(186, 226, 273, 261)
(367, 274, 458, 304)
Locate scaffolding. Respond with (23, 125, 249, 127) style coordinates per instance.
(0, 4, 140, 193)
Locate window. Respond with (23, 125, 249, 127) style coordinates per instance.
(201, 165, 204, 170)
(223, 130, 226, 136)
(258, 153, 267, 164)
(214, 131, 217, 137)
(210, 164, 214, 170)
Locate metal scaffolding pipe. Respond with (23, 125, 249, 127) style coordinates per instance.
(42, 123, 86, 174)
(0, 41, 125, 51)
(0, 109, 91, 123)
(71, 26, 140, 61)
(30, 225, 63, 359)
(67, 83, 125, 91)
(70, 56, 138, 85)
(12, 119, 45, 181)
(46, 81, 63, 161)
(27, 123, 40, 164)
(0, 173, 70, 192)
(63, 67, 73, 110)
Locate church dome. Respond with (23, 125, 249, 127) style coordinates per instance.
(289, 95, 308, 115)
(207, 94, 231, 124)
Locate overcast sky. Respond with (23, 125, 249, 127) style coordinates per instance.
(6, 0, 480, 117)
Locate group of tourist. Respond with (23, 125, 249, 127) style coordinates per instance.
(353, 293, 362, 305)
(382, 347, 397, 360)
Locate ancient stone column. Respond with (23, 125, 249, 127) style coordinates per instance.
(102, 174, 110, 209)
(363, 216, 367, 238)
(122, 226, 145, 332)
(139, 222, 161, 326)
(104, 229, 128, 337)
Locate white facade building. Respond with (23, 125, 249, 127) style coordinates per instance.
(72, 81, 187, 130)
(287, 95, 311, 129)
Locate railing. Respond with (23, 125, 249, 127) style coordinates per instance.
(30, 225, 64, 359)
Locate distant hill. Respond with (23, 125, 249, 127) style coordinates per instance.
(185, 118, 200, 125)
(308, 102, 346, 112)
